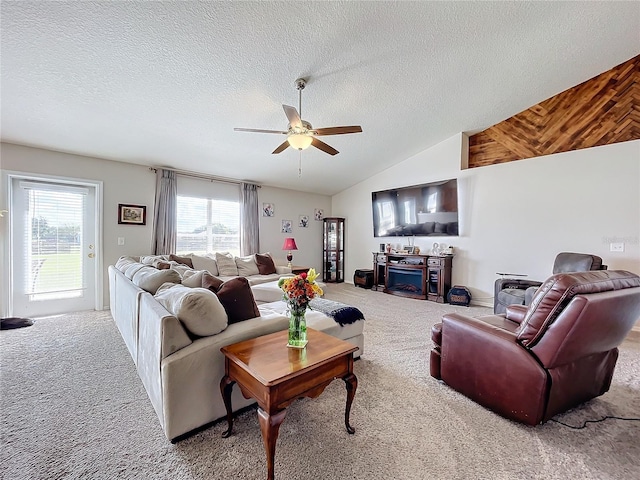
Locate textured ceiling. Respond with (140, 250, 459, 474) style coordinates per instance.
(1, 1, 639, 195)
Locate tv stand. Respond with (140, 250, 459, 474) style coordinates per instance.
(372, 252, 452, 303)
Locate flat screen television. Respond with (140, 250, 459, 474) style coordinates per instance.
(372, 178, 459, 237)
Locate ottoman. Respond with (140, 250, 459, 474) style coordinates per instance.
(252, 280, 327, 304)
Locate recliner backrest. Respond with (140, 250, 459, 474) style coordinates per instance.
(517, 270, 640, 349)
(552, 252, 604, 274)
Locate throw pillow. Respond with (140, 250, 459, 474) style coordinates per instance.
(201, 272, 224, 292)
(140, 255, 168, 265)
(132, 267, 182, 294)
(215, 277, 260, 324)
(255, 253, 277, 275)
(215, 252, 239, 276)
(181, 270, 206, 288)
(235, 255, 260, 277)
(153, 260, 171, 270)
(115, 256, 139, 273)
(154, 284, 228, 337)
(169, 254, 194, 269)
(191, 254, 219, 276)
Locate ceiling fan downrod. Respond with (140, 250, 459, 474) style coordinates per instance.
(295, 78, 306, 121)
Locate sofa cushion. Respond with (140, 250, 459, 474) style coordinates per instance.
(216, 252, 239, 276)
(235, 255, 260, 277)
(419, 222, 435, 235)
(132, 267, 182, 294)
(434, 222, 447, 234)
(255, 253, 277, 275)
(191, 254, 219, 275)
(154, 284, 228, 337)
(169, 254, 194, 269)
(216, 277, 261, 324)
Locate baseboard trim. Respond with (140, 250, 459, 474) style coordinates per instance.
(628, 328, 640, 342)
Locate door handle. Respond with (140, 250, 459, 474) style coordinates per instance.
(88, 253, 95, 258)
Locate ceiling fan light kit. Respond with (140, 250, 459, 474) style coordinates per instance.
(288, 133, 313, 150)
(234, 77, 362, 159)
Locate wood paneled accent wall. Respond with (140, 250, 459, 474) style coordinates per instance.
(468, 55, 639, 168)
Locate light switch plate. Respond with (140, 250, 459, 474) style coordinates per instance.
(118, 237, 125, 246)
(610, 242, 624, 252)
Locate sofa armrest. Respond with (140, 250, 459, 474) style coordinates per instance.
(440, 312, 548, 425)
(276, 266, 292, 275)
(505, 305, 528, 324)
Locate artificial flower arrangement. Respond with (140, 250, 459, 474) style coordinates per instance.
(278, 268, 323, 347)
(278, 268, 323, 314)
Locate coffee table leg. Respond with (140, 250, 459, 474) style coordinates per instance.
(257, 407, 287, 480)
(220, 375, 235, 438)
(343, 373, 358, 434)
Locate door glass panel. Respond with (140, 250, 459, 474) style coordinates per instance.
(22, 183, 86, 300)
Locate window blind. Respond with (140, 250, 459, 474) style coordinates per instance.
(21, 185, 85, 298)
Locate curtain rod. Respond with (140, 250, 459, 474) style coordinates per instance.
(149, 167, 260, 187)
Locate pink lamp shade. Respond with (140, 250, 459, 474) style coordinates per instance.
(282, 237, 298, 266)
(282, 238, 298, 251)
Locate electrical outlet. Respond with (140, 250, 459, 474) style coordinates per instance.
(610, 242, 624, 252)
(118, 237, 125, 246)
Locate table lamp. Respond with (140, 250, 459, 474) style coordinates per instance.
(282, 237, 298, 268)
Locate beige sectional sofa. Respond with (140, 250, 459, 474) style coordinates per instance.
(108, 253, 365, 441)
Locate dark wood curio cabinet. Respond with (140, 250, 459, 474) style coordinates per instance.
(323, 217, 344, 283)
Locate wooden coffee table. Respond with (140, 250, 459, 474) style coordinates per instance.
(220, 328, 358, 480)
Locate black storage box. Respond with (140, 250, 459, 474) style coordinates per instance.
(448, 285, 472, 306)
(353, 269, 374, 289)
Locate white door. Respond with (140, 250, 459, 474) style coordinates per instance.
(11, 177, 97, 317)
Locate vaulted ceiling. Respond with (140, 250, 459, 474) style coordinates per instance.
(1, 1, 638, 195)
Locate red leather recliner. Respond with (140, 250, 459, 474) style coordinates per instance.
(431, 270, 640, 426)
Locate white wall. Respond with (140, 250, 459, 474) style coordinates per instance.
(258, 186, 331, 272)
(332, 135, 640, 308)
(0, 143, 332, 312)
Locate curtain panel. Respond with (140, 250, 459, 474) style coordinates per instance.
(152, 169, 177, 255)
(240, 182, 259, 255)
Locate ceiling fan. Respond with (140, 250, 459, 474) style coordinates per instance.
(234, 78, 362, 156)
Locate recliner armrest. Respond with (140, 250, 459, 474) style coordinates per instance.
(494, 278, 543, 294)
(505, 304, 528, 324)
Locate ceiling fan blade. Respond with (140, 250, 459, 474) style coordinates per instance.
(234, 128, 287, 134)
(272, 140, 290, 154)
(313, 126, 363, 136)
(311, 137, 339, 156)
(283, 105, 302, 128)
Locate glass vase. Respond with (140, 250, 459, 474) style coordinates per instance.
(287, 308, 308, 348)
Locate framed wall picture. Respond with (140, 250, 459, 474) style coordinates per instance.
(314, 208, 324, 221)
(299, 215, 309, 228)
(281, 219, 292, 233)
(262, 202, 275, 217)
(118, 204, 146, 225)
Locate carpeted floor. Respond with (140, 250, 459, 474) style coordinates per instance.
(1, 284, 639, 479)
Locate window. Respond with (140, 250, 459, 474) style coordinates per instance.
(176, 195, 240, 256)
(19, 181, 87, 300)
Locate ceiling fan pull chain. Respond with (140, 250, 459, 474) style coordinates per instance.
(298, 151, 302, 177)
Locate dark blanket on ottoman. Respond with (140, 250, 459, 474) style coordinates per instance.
(309, 298, 365, 326)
